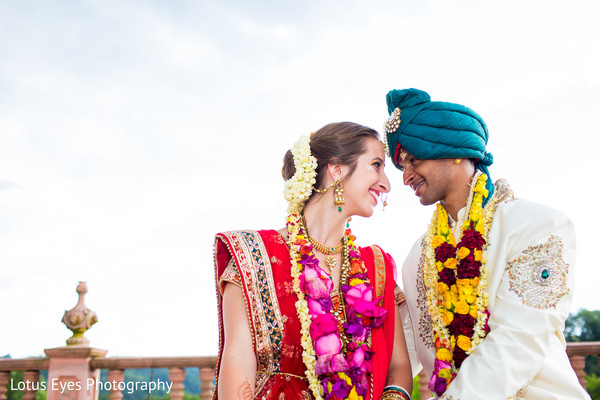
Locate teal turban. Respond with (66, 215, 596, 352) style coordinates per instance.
(385, 88, 495, 200)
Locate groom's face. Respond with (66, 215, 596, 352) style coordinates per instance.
(397, 149, 455, 206)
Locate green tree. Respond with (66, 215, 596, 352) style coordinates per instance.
(565, 309, 600, 376)
(565, 308, 600, 398)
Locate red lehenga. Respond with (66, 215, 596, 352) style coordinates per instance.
(213, 229, 403, 400)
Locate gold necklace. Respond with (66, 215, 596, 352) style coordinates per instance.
(329, 236, 349, 346)
(301, 215, 344, 270)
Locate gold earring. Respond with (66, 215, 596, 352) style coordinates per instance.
(334, 180, 345, 212)
(314, 180, 345, 212)
(455, 159, 461, 165)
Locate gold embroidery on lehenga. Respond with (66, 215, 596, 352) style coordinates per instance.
(507, 235, 569, 309)
(276, 281, 295, 295)
(218, 258, 242, 293)
(270, 255, 282, 265)
(371, 245, 387, 300)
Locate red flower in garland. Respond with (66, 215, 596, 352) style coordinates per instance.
(438, 267, 457, 286)
(449, 313, 475, 337)
(425, 173, 496, 397)
(453, 347, 469, 367)
(457, 259, 481, 279)
(458, 227, 486, 249)
(435, 243, 456, 262)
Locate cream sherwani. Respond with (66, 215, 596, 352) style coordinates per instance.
(400, 179, 590, 399)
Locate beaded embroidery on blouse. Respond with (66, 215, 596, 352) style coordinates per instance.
(506, 235, 569, 309)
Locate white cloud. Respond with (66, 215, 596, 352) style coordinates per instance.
(1, 0, 599, 358)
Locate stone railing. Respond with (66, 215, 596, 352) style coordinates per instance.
(0, 355, 217, 400)
(89, 356, 217, 400)
(1, 283, 597, 399)
(0, 358, 49, 400)
(3, 342, 599, 399)
(567, 341, 600, 389)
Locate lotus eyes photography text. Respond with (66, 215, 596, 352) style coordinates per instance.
(11, 378, 173, 394)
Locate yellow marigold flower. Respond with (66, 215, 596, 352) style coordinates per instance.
(443, 294, 453, 310)
(349, 278, 364, 286)
(443, 310, 454, 325)
(436, 261, 444, 272)
(472, 277, 480, 286)
(448, 234, 457, 246)
(455, 300, 470, 314)
(457, 247, 470, 259)
(348, 388, 359, 400)
(474, 249, 482, 262)
(475, 220, 484, 233)
(438, 368, 453, 379)
(456, 278, 470, 287)
(470, 307, 478, 318)
(440, 225, 449, 236)
(474, 178, 487, 192)
(460, 285, 474, 296)
(437, 282, 449, 294)
(432, 235, 446, 247)
(444, 258, 457, 269)
(457, 335, 472, 351)
(466, 295, 476, 304)
(436, 347, 453, 361)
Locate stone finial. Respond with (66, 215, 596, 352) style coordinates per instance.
(61, 281, 98, 346)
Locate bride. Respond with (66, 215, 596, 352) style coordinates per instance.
(213, 122, 413, 400)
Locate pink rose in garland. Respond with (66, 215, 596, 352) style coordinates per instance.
(307, 297, 332, 317)
(343, 278, 372, 304)
(343, 281, 387, 328)
(314, 333, 343, 356)
(288, 217, 388, 400)
(315, 354, 349, 375)
(310, 314, 342, 355)
(306, 275, 333, 299)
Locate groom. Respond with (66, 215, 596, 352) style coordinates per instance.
(383, 88, 590, 399)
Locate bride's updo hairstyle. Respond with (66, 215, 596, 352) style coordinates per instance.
(282, 122, 380, 192)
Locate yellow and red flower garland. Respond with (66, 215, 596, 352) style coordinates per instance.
(423, 173, 498, 396)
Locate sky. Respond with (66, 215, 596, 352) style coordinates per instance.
(1, 0, 599, 359)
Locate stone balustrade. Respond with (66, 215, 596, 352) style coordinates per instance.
(1, 283, 596, 399)
(0, 356, 217, 400)
(567, 341, 600, 389)
(2, 342, 599, 399)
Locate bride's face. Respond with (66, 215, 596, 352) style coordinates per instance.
(341, 138, 390, 218)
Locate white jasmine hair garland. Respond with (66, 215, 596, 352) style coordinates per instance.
(284, 135, 318, 215)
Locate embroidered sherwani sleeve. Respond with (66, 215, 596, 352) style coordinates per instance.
(442, 203, 584, 399)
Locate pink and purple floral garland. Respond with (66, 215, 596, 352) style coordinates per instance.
(287, 214, 388, 399)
